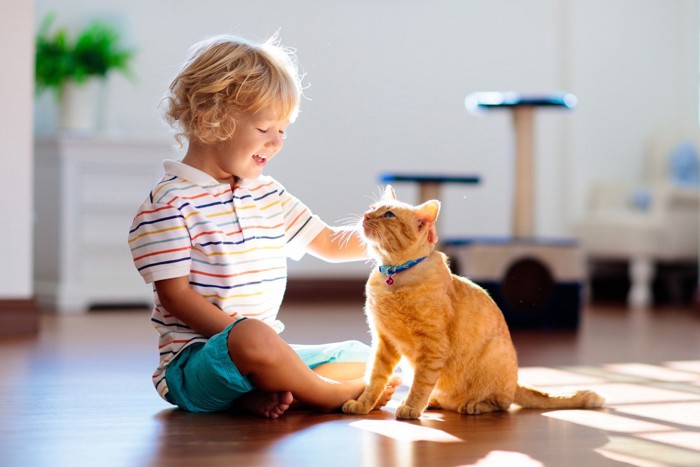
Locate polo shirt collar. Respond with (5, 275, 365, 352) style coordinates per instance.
(163, 160, 219, 186)
(163, 159, 258, 192)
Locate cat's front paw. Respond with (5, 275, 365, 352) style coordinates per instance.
(342, 399, 371, 415)
(395, 404, 422, 420)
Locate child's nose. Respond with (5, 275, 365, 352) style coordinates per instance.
(268, 132, 284, 148)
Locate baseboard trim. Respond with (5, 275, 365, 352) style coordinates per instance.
(0, 298, 39, 337)
(285, 278, 366, 303)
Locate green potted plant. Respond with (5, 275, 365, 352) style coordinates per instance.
(35, 13, 135, 131)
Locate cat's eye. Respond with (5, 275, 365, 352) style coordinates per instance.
(383, 211, 396, 219)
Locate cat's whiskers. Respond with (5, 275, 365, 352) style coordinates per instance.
(332, 227, 357, 250)
(336, 214, 363, 228)
(331, 213, 366, 251)
(367, 186, 384, 205)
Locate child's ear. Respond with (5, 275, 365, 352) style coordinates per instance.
(381, 185, 397, 201)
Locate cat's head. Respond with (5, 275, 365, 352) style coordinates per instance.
(361, 185, 440, 262)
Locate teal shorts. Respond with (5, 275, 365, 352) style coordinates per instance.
(164, 319, 371, 413)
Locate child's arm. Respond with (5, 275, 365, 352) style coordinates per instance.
(307, 223, 439, 263)
(154, 276, 238, 337)
(307, 225, 368, 263)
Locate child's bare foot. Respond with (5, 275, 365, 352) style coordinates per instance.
(374, 375, 402, 409)
(235, 390, 294, 419)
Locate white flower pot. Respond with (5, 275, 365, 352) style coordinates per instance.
(59, 79, 103, 133)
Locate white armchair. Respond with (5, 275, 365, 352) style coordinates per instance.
(575, 127, 700, 307)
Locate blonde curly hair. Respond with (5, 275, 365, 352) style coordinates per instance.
(162, 34, 302, 146)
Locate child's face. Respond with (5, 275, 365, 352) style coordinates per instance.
(210, 107, 290, 181)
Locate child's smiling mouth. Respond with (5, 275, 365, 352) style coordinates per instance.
(253, 155, 268, 166)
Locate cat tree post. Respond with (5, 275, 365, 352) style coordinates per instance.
(512, 105, 535, 237)
(465, 92, 577, 238)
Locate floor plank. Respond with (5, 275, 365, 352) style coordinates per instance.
(1, 303, 699, 466)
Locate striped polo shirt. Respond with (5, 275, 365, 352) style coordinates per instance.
(128, 160, 325, 400)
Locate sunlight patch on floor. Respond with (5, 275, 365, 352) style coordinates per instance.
(614, 402, 700, 429)
(416, 412, 445, 422)
(542, 376, 700, 466)
(517, 367, 606, 387)
(458, 450, 544, 467)
(586, 382, 700, 405)
(603, 363, 700, 382)
(543, 409, 674, 433)
(350, 420, 463, 443)
(597, 435, 700, 467)
(663, 360, 700, 375)
(639, 431, 700, 453)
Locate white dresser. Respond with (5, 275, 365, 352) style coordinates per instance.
(34, 136, 180, 313)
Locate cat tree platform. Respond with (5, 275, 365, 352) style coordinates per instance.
(444, 238, 583, 329)
(379, 173, 481, 203)
(379, 173, 481, 232)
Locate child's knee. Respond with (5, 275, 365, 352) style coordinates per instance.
(227, 319, 285, 370)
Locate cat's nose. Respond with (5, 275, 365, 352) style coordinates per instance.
(363, 213, 371, 221)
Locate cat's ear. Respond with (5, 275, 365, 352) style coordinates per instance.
(416, 200, 441, 224)
(381, 185, 397, 201)
(382, 185, 397, 201)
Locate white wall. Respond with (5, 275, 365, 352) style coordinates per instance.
(0, 1, 34, 298)
(567, 0, 700, 219)
(34, 0, 699, 279)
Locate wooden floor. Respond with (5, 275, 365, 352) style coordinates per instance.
(1, 301, 700, 467)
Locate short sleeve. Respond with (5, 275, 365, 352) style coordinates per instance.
(128, 201, 192, 283)
(277, 182, 326, 261)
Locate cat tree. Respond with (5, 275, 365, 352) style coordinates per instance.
(464, 92, 577, 237)
(444, 92, 583, 329)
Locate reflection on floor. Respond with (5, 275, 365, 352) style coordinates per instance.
(1, 303, 699, 466)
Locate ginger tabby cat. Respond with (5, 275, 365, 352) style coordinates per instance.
(342, 186, 604, 420)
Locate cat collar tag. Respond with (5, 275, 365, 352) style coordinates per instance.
(378, 256, 427, 285)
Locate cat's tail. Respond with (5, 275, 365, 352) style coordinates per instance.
(514, 384, 605, 409)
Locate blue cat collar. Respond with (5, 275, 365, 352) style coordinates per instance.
(378, 256, 427, 285)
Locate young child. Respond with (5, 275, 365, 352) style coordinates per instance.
(128, 34, 398, 418)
